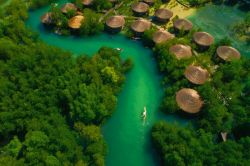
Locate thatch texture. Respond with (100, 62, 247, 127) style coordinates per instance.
(193, 32, 214, 47)
(41, 12, 53, 24)
(152, 30, 174, 44)
(106, 15, 125, 29)
(154, 8, 173, 22)
(143, 0, 154, 6)
(82, 0, 93, 6)
(173, 18, 193, 31)
(131, 19, 151, 33)
(169, 44, 192, 59)
(184, 65, 209, 85)
(61, 3, 77, 13)
(131, 2, 149, 15)
(68, 15, 84, 29)
(176, 88, 203, 113)
(216, 46, 241, 61)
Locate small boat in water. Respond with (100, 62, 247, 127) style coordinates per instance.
(142, 106, 147, 120)
(115, 48, 123, 52)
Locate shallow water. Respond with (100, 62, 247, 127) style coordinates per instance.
(188, 4, 250, 57)
(26, 2, 248, 166)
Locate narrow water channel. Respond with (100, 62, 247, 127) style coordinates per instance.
(26, 2, 248, 166)
(26, 5, 186, 166)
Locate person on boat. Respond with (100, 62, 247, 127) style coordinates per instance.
(142, 106, 147, 120)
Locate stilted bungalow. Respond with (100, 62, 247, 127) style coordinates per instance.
(82, 0, 93, 6)
(131, 19, 151, 36)
(131, 2, 149, 16)
(184, 65, 209, 85)
(173, 18, 193, 32)
(143, 0, 155, 6)
(152, 30, 175, 44)
(154, 8, 173, 23)
(216, 46, 241, 61)
(41, 12, 53, 25)
(105, 15, 125, 33)
(68, 15, 84, 29)
(169, 44, 192, 59)
(193, 32, 214, 49)
(61, 3, 77, 14)
(176, 88, 203, 113)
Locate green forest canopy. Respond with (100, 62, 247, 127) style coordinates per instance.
(0, 1, 132, 165)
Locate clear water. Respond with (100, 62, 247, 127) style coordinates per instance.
(26, 4, 186, 166)
(26, 2, 248, 166)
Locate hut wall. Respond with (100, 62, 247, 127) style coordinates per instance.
(105, 25, 122, 34)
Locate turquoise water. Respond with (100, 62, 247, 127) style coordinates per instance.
(26, 4, 186, 166)
(188, 4, 250, 57)
(26, 2, 249, 166)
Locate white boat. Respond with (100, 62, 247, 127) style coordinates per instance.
(142, 106, 147, 119)
(115, 48, 123, 52)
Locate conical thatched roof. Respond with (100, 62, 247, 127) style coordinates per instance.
(193, 32, 214, 47)
(169, 44, 192, 59)
(61, 3, 77, 13)
(82, 0, 93, 6)
(153, 30, 175, 44)
(176, 88, 203, 113)
(184, 65, 209, 85)
(41, 12, 52, 24)
(131, 19, 151, 33)
(106, 15, 125, 29)
(68, 15, 84, 29)
(143, 0, 154, 5)
(216, 46, 241, 61)
(173, 18, 193, 31)
(132, 2, 149, 14)
(154, 8, 173, 20)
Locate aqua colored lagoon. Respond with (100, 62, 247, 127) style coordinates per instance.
(26, 2, 248, 166)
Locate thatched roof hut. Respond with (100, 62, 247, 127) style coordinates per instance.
(131, 19, 151, 34)
(216, 46, 241, 61)
(82, 0, 93, 6)
(176, 88, 203, 113)
(169, 44, 192, 59)
(152, 30, 175, 44)
(41, 12, 53, 24)
(184, 65, 209, 85)
(109, 0, 117, 3)
(193, 32, 214, 47)
(143, 0, 154, 6)
(106, 16, 125, 33)
(131, 2, 149, 16)
(61, 3, 77, 13)
(154, 8, 173, 23)
(173, 18, 193, 31)
(68, 15, 84, 29)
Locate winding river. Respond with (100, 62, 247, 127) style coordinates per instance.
(26, 2, 248, 166)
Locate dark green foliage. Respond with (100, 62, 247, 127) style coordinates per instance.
(0, 4, 131, 165)
(152, 121, 250, 166)
(92, 0, 113, 11)
(29, 0, 58, 10)
(231, 12, 250, 42)
(79, 9, 104, 36)
(151, 14, 250, 166)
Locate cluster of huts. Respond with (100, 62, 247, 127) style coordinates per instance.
(41, 1, 241, 116)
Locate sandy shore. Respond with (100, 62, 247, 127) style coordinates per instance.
(162, 0, 196, 18)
